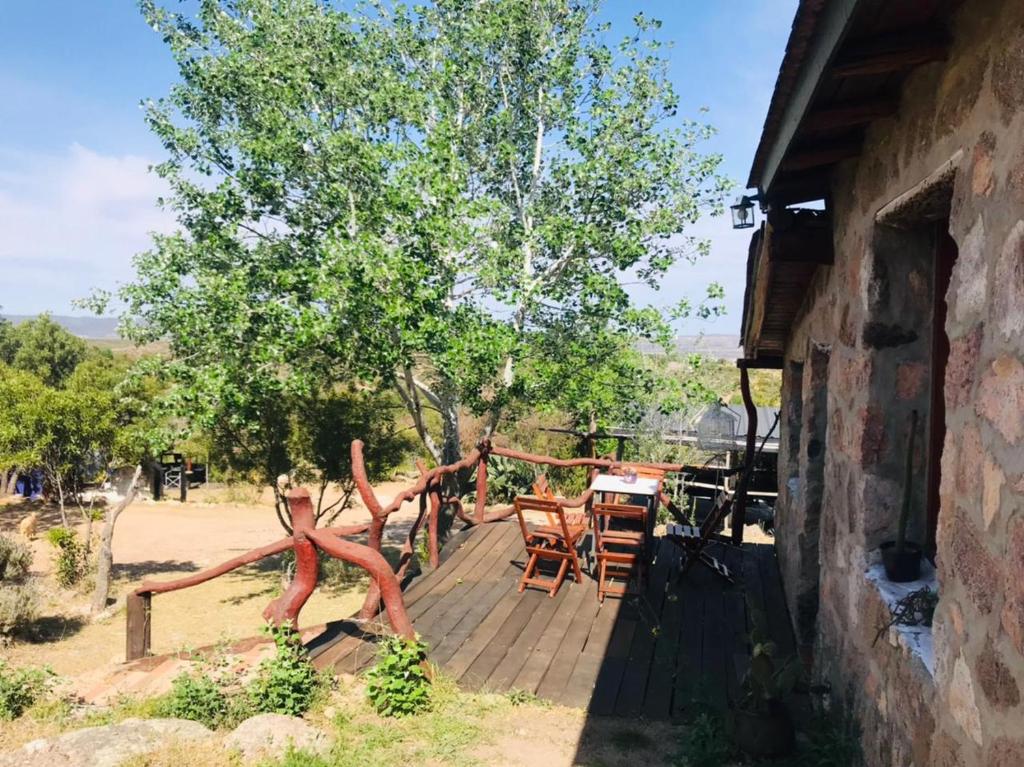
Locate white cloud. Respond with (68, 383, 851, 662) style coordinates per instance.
(0, 143, 173, 314)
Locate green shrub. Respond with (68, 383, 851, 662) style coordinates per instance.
(156, 669, 234, 729)
(675, 712, 733, 767)
(481, 456, 537, 503)
(46, 527, 86, 588)
(0, 661, 53, 720)
(365, 635, 431, 717)
(0, 535, 32, 582)
(247, 624, 326, 717)
(0, 581, 39, 638)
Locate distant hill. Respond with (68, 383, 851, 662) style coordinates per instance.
(3, 315, 120, 340)
(639, 334, 742, 360)
(3, 315, 741, 359)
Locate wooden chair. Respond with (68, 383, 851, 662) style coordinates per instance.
(532, 474, 587, 527)
(592, 501, 648, 602)
(514, 496, 586, 597)
(664, 491, 734, 583)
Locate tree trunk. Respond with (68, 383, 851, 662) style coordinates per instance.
(2, 469, 18, 496)
(91, 465, 143, 615)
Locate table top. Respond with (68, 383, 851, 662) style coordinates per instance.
(589, 473, 661, 496)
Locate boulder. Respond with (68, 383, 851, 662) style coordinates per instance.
(0, 718, 212, 767)
(224, 713, 332, 760)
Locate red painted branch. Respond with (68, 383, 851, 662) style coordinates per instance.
(262, 489, 319, 628)
(394, 485, 430, 582)
(308, 529, 415, 639)
(452, 496, 517, 525)
(427, 480, 441, 569)
(319, 523, 372, 537)
(136, 536, 294, 596)
(474, 448, 489, 523)
(351, 439, 482, 520)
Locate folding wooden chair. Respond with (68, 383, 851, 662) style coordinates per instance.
(664, 491, 735, 583)
(592, 501, 648, 602)
(514, 496, 586, 597)
(532, 474, 588, 527)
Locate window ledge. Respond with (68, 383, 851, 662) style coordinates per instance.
(864, 559, 938, 677)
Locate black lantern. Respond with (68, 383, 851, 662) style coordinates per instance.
(730, 196, 756, 229)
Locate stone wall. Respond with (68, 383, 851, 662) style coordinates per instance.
(772, 0, 1024, 763)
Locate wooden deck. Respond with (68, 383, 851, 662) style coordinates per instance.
(307, 519, 795, 720)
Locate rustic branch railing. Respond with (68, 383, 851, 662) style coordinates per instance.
(126, 438, 692, 662)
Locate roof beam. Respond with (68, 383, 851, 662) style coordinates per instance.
(755, 0, 861, 196)
(781, 141, 861, 172)
(802, 99, 897, 133)
(831, 33, 948, 78)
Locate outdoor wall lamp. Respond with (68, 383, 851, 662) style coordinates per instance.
(730, 195, 760, 229)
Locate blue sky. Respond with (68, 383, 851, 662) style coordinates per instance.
(0, 0, 795, 334)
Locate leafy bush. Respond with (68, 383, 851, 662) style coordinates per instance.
(675, 712, 734, 767)
(247, 623, 326, 717)
(0, 581, 39, 638)
(0, 534, 32, 582)
(156, 669, 234, 729)
(365, 635, 431, 717)
(481, 456, 537, 504)
(0, 661, 53, 720)
(46, 527, 86, 588)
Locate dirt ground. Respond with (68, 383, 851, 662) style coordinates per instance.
(0, 479, 424, 678)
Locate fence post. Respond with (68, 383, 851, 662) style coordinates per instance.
(126, 591, 152, 661)
(474, 447, 489, 524)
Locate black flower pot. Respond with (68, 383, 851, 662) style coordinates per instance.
(881, 541, 922, 582)
(734, 704, 795, 758)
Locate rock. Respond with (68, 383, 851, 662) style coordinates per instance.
(0, 718, 212, 767)
(224, 713, 332, 760)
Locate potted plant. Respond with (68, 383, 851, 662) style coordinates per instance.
(734, 609, 800, 758)
(881, 410, 923, 582)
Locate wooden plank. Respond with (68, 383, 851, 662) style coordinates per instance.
(831, 33, 948, 78)
(429, 537, 526, 668)
(755, 0, 860, 193)
(510, 576, 592, 694)
(723, 589, 747, 705)
(560, 597, 624, 709)
(641, 543, 685, 719)
(802, 98, 896, 133)
(406, 522, 513, 618)
(780, 141, 861, 172)
(460, 587, 545, 690)
(402, 520, 507, 604)
(416, 531, 524, 653)
(671, 567, 706, 720)
(587, 600, 639, 715)
(614, 539, 673, 716)
(535, 589, 602, 703)
(484, 582, 568, 692)
(700, 581, 729, 711)
(126, 592, 151, 661)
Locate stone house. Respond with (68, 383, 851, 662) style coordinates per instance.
(740, 0, 1024, 764)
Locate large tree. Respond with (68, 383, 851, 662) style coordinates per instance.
(108, 0, 727, 491)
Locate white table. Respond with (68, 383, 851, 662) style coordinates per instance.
(589, 474, 661, 497)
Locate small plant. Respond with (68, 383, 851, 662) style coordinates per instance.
(505, 688, 548, 707)
(0, 660, 54, 720)
(0, 535, 32, 582)
(247, 623, 326, 717)
(0, 581, 39, 638)
(675, 712, 733, 767)
(365, 634, 431, 717)
(46, 527, 86, 588)
(739, 608, 801, 716)
(156, 668, 233, 729)
(795, 714, 862, 767)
